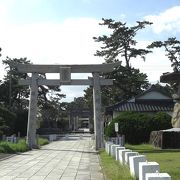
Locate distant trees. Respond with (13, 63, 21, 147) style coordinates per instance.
(102, 66, 149, 104)
(0, 57, 30, 109)
(0, 56, 65, 136)
(0, 57, 30, 136)
(39, 94, 65, 129)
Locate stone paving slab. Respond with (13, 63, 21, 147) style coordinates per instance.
(0, 135, 105, 180)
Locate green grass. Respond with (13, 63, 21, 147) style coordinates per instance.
(126, 144, 180, 180)
(99, 150, 135, 180)
(0, 139, 28, 153)
(0, 137, 49, 154)
(37, 137, 49, 146)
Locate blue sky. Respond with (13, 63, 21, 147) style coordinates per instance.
(8, 0, 179, 23)
(0, 0, 180, 101)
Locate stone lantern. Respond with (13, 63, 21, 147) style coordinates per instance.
(149, 72, 180, 149)
(160, 72, 180, 128)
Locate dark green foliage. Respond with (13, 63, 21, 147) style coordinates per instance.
(0, 57, 30, 109)
(84, 66, 149, 107)
(94, 19, 152, 67)
(14, 110, 28, 136)
(152, 112, 172, 129)
(0, 106, 16, 138)
(103, 66, 149, 104)
(105, 112, 172, 144)
(0, 106, 15, 123)
(57, 119, 69, 131)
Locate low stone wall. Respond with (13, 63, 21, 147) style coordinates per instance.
(105, 141, 171, 180)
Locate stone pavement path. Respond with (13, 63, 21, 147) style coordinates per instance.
(0, 135, 105, 180)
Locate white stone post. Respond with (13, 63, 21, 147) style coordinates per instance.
(26, 73, 38, 149)
(115, 147, 125, 161)
(139, 162, 160, 180)
(111, 144, 121, 157)
(146, 173, 171, 180)
(125, 152, 139, 166)
(129, 155, 147, 178)
(93, 72, 103, 150)
(119, 149, 132, 164)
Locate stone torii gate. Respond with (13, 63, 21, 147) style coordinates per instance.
(15, 62, 120, 150)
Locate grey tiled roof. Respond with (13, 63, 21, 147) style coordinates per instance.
(114, 102, 173, 112)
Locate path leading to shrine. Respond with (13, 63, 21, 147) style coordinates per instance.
(0, 134, 105, 180)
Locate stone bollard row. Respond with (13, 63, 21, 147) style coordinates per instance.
(105, 141, 171, 180)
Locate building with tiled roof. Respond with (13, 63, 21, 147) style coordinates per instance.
(105, 84, 175, 121)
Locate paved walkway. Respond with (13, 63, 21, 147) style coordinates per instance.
(0, 134, 105, 180)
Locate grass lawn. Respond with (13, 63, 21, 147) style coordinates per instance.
(126, 144, 180, 180)
(99, 150, 135, 180)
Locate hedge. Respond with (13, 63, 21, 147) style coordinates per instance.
(105, 112, 172, 144)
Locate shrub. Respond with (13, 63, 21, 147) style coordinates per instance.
(0, 139, 28, 153)
(0, 137, 49, 154)
(105, 112, 172, 144)
(37, 137, 49, 146)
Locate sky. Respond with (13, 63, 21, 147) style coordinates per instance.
(0, 0, 180, 102)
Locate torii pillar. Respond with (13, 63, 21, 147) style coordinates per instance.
(93, 72, 103, 149)
(26, 73, 38, 148)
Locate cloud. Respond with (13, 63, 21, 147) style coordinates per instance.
(145, 6, 180, 34)
(0, 18, 101, 63)
(0, 17, 105, 75)
(131, 40, 172, 83)
(0, 15, 106, 101)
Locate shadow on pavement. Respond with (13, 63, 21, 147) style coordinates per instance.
(40, 148, 97, 154)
